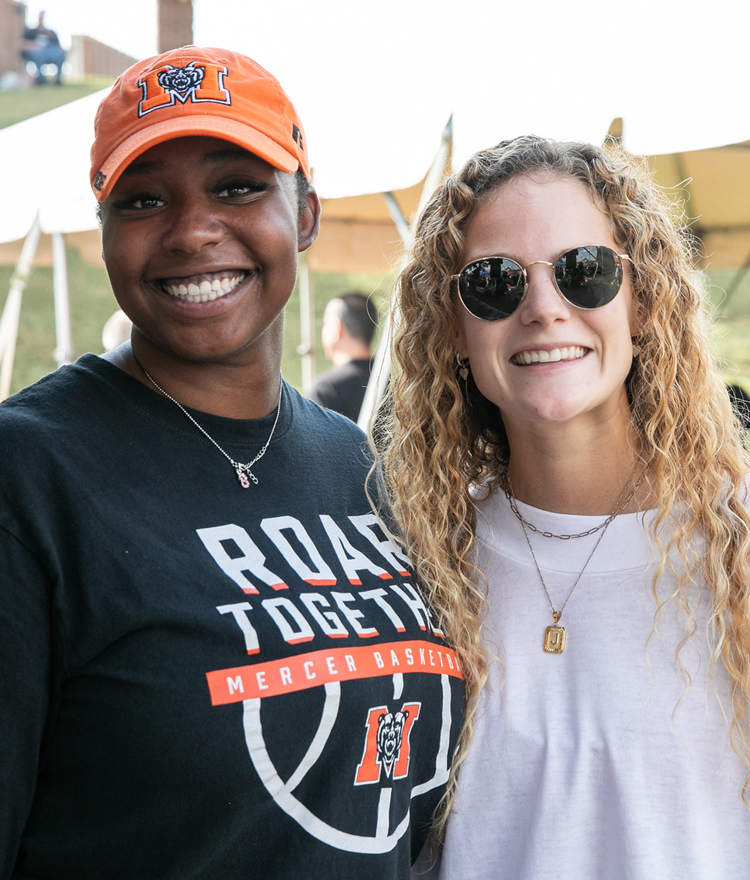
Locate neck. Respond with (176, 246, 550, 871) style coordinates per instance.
(330, 340, 371, 367)
(103, 339, 283, 420)
(505, 414, 651, 515)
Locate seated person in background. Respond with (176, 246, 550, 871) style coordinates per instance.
(21, 11, 66, 85)
(309, 292, 378, 421)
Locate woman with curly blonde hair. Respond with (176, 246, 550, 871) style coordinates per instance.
(380, 136, 750, 878)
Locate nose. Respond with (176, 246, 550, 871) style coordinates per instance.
(160, 195, 225, 254)
(517, 263, 571, 326)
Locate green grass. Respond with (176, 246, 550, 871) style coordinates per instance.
(0, 81, 110, 129)
(0, 248, 119, 393)
(0, 250, 393, 396)
(707, 268, 750, 393)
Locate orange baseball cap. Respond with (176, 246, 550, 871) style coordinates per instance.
(90, 46, 309, 202)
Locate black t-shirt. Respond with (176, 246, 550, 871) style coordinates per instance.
(309, 358, 372, 422)
(0, 356, 464, 879)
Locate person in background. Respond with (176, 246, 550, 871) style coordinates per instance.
(0, 46, 463, 879)
(379, 135, 750, 878)
(21, 11, 66, 85)
(727, 383, 750, 433)
(309, 292, 377, 421)
(101, 308, 133, 353)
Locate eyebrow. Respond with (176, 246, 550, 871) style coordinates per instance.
(121, 147, 263, 177)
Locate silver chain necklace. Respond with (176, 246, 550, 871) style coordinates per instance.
(506, 470, 644, 653)
(138, 362, 283, 489)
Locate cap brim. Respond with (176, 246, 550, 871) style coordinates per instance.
(93, 115, 299, 201)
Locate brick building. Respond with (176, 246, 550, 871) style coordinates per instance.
(0, 0, 27, 79)
(67, 36, 137, 80)
(0, 0, 137, 84)
(158, 0, 193, 54)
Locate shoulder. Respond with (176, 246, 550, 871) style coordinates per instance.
(0, 355, 104, 432)
(0, 355, 149, 469)
(288, 383, 369, 446)
(310, 361, 370, 394)
(308, 365, 346, 401)
(309, 367, 336, 392)
(280, 385, 378, 502)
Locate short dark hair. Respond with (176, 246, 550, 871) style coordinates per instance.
(328, 293, 378, 347)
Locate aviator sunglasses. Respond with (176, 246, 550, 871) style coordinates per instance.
(453, 245, 632, 321)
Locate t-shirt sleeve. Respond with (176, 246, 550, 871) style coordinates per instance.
(0, 526, 53, 877)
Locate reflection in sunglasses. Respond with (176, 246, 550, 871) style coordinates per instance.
(454, 246, 631, 322)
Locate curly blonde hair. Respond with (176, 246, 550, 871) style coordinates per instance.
(378, 135, 750, 842)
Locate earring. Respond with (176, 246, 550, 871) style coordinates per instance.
(457, 354, 469, 381)
(631, 338, 641, 358)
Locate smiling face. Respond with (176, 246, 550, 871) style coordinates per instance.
(455, 174, 636, 438)
(100, 136, 319, 372)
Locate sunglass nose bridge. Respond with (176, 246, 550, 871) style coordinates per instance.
(524, 260, 556, 269)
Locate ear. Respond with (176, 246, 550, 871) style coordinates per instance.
(298, 187, 321, 253)
(331, 317, 344, 344)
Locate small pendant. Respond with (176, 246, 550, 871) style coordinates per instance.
(544, 624, 566, 653)
(235, 466, 259, 488)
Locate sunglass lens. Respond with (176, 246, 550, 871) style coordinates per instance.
(459, 258, 525, 320)
(554, 246, 622, 309)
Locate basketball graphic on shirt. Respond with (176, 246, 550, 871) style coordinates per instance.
(241, 675, 452, 852)
(200, 513, 462, 853)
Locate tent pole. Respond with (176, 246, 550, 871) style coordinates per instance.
(357, 192, 409, 432)
(0, 214, 41, 401)
(358, 119, 454, 431)
(383, 192, 411, 243)
(52, 232, 75, 366)
(723, 249, 750, 307)
(298, 252, 315, 393)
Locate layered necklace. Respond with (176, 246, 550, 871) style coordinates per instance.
(136, 359, 283, 489)
(504, 469, 645, 653)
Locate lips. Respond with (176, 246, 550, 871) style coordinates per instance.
(159, 270, 247, 303)
(511, 346, 587, 365)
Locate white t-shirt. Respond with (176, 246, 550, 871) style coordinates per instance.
(417, 488, 750, 880)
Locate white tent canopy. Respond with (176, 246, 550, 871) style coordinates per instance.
(3, 0, 750, 240)
(1, 0, 749, 401)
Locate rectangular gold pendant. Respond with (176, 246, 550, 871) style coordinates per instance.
(544, 625, 566, 653)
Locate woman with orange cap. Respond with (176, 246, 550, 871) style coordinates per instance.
(0, 47, 463, 878)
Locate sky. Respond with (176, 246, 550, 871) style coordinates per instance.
(18, 0, 750, 197)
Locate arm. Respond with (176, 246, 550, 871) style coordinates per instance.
(0, 527, 53, 877)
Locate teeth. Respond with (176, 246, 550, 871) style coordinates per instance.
(513, 346, 586, 365)
(162, 273, 246, 301)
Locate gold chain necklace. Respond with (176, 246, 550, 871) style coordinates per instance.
(506, 471, 645, 653)
(504, 471, 643, 539)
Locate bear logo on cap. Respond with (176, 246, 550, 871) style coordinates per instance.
(138, 61, 231, 116)
(158, 64, 204, 95)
